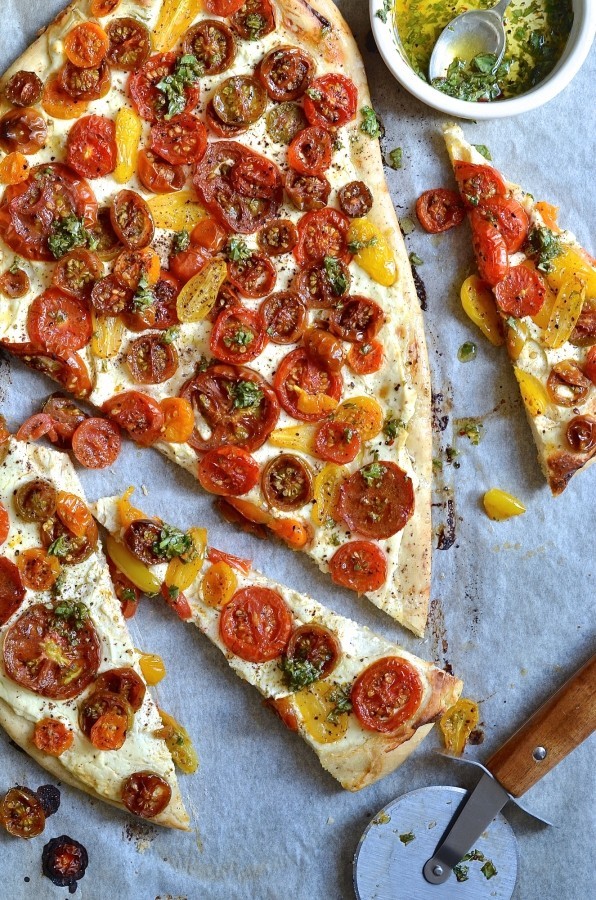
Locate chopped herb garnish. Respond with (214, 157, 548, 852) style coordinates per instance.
(432, 458, 443, 472)
(473, 143, 492, 160)
(327, 684, 352, 722)
(156, 54, 203, 119)
(47, 536, 71, 558)
(227, 380, 263, 409)
(54, 600, 90, 631)
(409, 252, 424, 266)
(525, 225, 563, 273)
(453, 863, 469, 882)
(226, 236, 253, 263)
(399, 832, 415, 845)
(47, 214, 97, 260)
(383, 416, 404, 441)
(399, 216, 416, 235)
(387, 147, 403, 169)
(324, 256, 348, 296)
(375, 0, 392, 24)
(458, 420, 483, 446)
(153, 525, 193, 560)
(224, 325, 254, 348)
(163, 326, 180, 345)
(446, 446, 459, 463)
(462, 849, 485, 862)
(173, 229, 190, 253)
(121, 587, 136, 603)
(305, 87, 322, 101)
(348, 236, 378, 254)
(132, 273, 155, 311)
(328, 533, 341, 547)
(280, 656, 324, 691)
(360, 106, 383, 139)
(168, 584, 180, 600)
(9, 257, 23, 274)
(361, 462, 385, 485)
(431, 53, 512, 103)
(457, 341, 477, 362)
(481, 860, 497, 879)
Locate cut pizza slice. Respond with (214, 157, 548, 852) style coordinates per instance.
(0, 437, 189, 829)
(93, 489, 462, 791)
(444, 123, 596, 495)
(0, 0, 432, 634)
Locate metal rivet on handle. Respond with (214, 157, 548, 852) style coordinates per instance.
(433, 866, 443, 876)
(533, 746, 547, 761)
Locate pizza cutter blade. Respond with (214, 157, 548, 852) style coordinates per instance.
(353, 650, 596, 899)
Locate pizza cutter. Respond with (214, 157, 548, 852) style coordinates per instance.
(354, 651, 596, 899)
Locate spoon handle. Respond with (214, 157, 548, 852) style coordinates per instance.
(492, 0, 512, 17)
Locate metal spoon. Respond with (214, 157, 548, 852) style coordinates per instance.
(429, 0, 512, 81)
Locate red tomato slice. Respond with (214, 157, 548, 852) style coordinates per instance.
(160, 581, 193, 620)
(454, 161, 507, 208)
(470, 211, 509, 286)
(33, 717, 74, 756)
(585, 347, 596, 385)
(227, 253, 276, 299)
(129, 53, 200, 122)
(284, 623, 340, 678)
(0, 557, 26, 625)
(204, 0, 245, 13)
(347, 339, 384, 375)
(137, 149, 185, 194)
(479, 196, 530, 254)
(328, 540, 387, 594)
(339, 461, 414, 540)
(219, 586, 292, 662)
(351, 656, 423, 733)
(102, 391, 164, 446)
(494, 265, 547, 318)
(416, 188, 465, 233)
(121, 771, 172, 818)
(314, 419, 361, 464)
(2, 340, 93, 398)
(0, 503, 9, 546)
(168, 244, 209, 285)
(288, 126, 332, 176)
(210, 306, 266, 365)
(27, 289, 92, 353)
(273, 347, 342, 423)
(150, 113, 207, 166)
(66, 114, 116, 179)
(198, 446, 260, 496)
(71, 417, 122, 468)
(207, 546, 252, 575)
(303, 74, 357, 129)
(294, 208, 351, 266)
(16, 413, 58, 443)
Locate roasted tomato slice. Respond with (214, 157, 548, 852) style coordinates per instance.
(193, 141, 283, 234)
(1, 339, 92, 397)
(124, 333, 179, 384)
(207, 281, 241, 323)
(257, 219, 298, 256)
(314, 420, 361, 464)
(60, 60, 111, 102)
(285, 169, 331, 212)
(89, 206, 122, 261)
(283, 623, 340, 680)
(168, 244, 209, 285)
(16, 548, 60, 591)
(478, 196, 530, 253)
(454, 161, 508, 208)
(0, 557, 26, 625)
(228, 253, 276, 298)
(5, 70, 43, 107)
(294, 208, 351, 266)
(0, 108, 47, 155)
(294, 259, 350, 308)
(3, 602, 100, 699)
(111, 189, 154, 249)
(494, 265, 546, 318)
(470, 211, 509, 286)
(338, 180, 373, 219)
(351, 656, 423, 732)
(303, 73, 357, 128)
(137, 149, 185, 194)
(79, 688, 133, 746)
(230, 157, 280, 200)
(198, 445, 260, 496)
(14, 478, 57, 522)
(566, 415, 596, 453)
(210, 306, 267, 364)
(124, 519, 164, 565)
(258, 291, 307, 344)
(303, 324, 346, 376)
(66, 114, 116, 179)
(0, 786, 46, 839)
(91, 275, 133, 315)
(339, 461, 414, 540)
(0, 266, 30, 298)
(257, 46, 315, 102)
(40, 513, 98, 565)
(261, 453, 313, 511)
(15, 413, 58, 443)
(51, 249, 102, 300)
(71, 417, 122, 468)
(288, 126, 332, 177)
(102, 391, 165, 446)
(183, 19, 236, 75)
(122, 771, 172, 818)
(129, 52, 199, 122)
(273, 347, 342, 423)
(219, 586, 292, 662)
(27, 289, 92, 353)
(266, 101, 307, 144)
(416, 188, 465, 233)
(106, 17, 151, 71)
(112, 246, 160, 292)
(329, 295, 384, 343)
(64, 22, 109, 69)
(41, 835, 88, 888)
(347, 339, 384, 376)
(152, 271, 181, 328)
(212, 75, 266, 128)
(33, 718, 74, 756)
(231, 0, 275, 40)
(150, 113, 207, 165)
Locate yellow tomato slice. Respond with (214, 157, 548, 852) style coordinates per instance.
(105, 533, 161, 595)
(483, 488, 526, 521)
(295, 387, 338, 417)
(460, 275, 504, 346)
(545, 246, 596, 299)
(176, 258, 227, 323)
(164, 526, 207, 592)
(201, 561, 237, 608)
(513, 368, 549, 417)
(347, 218, 397, 286)
(542, 275, 586, 350)
(504, 318, 528, 361)
(139, 652, 166, 685)
(113, 107, 142, 185)
(157, 709, 199, 774)
(91, 311, 125, 360)
(147, 190, 206, 231)
(152, 0, 204, 52)
(117, 486, 147, 529)
(311, 463, 347, 527)
(294, 682, 349, 744)
(333, 396, 384, 441)
(269, 424, 316, 455)
(439, 698, 479, 755)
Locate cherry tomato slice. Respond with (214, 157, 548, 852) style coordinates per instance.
(454, 161, 507, 208)
(257, 219, 297, 256)
(198, 445, 260, 496)
(0, 786, 45, 839)
(494, 265, 546, 318)
(5, 70, 43, 107)
(15, 414, 57, 443)
(219, 586, 292, 662)
(258, 45, 315, 102)
(231, 0, 275, 40)
(66, 114, 116, 179)
(138, 149, 185, 194)
(0, 503, 9, 546)
(56, 491, 93, 538)
(294, 260, 350, 307)
(338, 180, 373, 219)
(27, 289, 92, 353)
(51, 249, 102, 300)
(328, 295, 384, 343)
(339, 461, 414, 540)
(351, 656, 423, 732)
(231, 157, 280, 200)
(40, 513, 98, 565)
(122, 771, 172, 818)
(258, 291, 307, 345)
(478, 196, 530, 254)
(566, 415, 596, 453)
(160, 581, 193, 620)
(0, 266, 30, 298)
(113, 247, 160, 292)
(41, 394, 87, 448)
(60, 60, 111, 102)
(16, 548, 60, 591)
(79, 689, 132, 744)
(416, 188, 465, 233)
(284, 623, 340, 679)
(0, 108, 48, 155)
(266, 101, 307, 144)
(111, 189, 154, 249)
(3, 342, 93, 398)
(210, 306, 266, 364)
(103, 391, 164, 446)
(33, 718, 74, 756)
(205, 100, 247, 138)
(96, 667, 147, 709)
(228, 253, 276, 298)
(303, 73, 357, 129)
(89, 207, 122, 261)
(314, 420, 361, 464)
(90, 712, 129, 750)
(106, 17, 151, 71)
(585, 347, 596, 385)
(91, 275, 133, 316)
(470, 211, 509, 286)
(274, 347, 343, 423)
(153, 271, 181, 328)
(288, 126, 332, 176)
(3, 602, 100, 699)
(71, 417, 122, 468)
(0, 557, 26, 625)
(64, 22, 109, 69)
(294, 208, 351, 266)
(150, 113, 207, 166)
(347, 339, 384, 375)
(212, 75, 266, 128)
(42, 74, 89, 120)
(14, 478, 57, 522)
(182, 20, 236, 75)
(124, 519, 164, 566)
(125, 333, 179, 384)
(302, 325, 347, 376)
(129, 53, 199, 123)
(0, 151, 29, 186)
(191, 218, 228, 253)
(261, 453, 313, 511)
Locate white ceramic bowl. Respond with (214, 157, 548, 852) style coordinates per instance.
(369, 0, 596, 119)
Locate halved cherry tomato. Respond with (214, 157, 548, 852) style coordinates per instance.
(0, 151, 29, 185)
(42, 73, 89, 120)
(40, 514, 98, 566)
(66, 114, 116, 179)
(338, 181, 373, 219)
(204, 0, 245, 15)
(470, 211, 509, 286)
(0, 108, 48, 155)
(153, 271, 181, 328)
(351, 656, 423, 732)
(566, 415, 596, 453)
(138, 149, 185, 194)
(288, 126, 332, 176)
(113, 247, 160, 291)
(347, 339, 384, 375)
(257, 219, 297, 256)
(150, 113, 207, 165)
(329, 296, 384, 343)
(210, 306, 266, 364)
(80, 689, 132, 748)
(91, 0, 121, 15)
(94, 669, 145, 712)
(439, 698, 479, 756)
(183, 19, 236, 75)
(14, 478, 57, 522)
(5, 70, 43, 107)
(27, 289, 92, 354)
(329, 540, 387, 594)
(0, 265, 30, 298)
(52, 249, 103, 300)
(454, 161, 507, 208)
(56, 491, 93, 538)
(160, 581, 193, 620)
(339, 461, 414, 540)
(494, 266, 546, 318)
(33, 718, 74, 756)
(0, 503, 9, 546)
(64, 22, 109, 68)
(219, 586, 292, 663)
(0, 557, 26, 624)
(479, 196, 529, 253)
(294, 208, 351, 266)
(585, 347, 596, 385)
(91, 275, 133, 316)
(60, 61, 111, 102)
(16, 548, 60, 591)
(314, 420, 361, 464)
(285, 169, 330, 212)
(231, 156, 280, 200)
(207, 545, 252, 575)
(294, 261, 350, 308)
(129, 53, 199, 122)
(212, 75, 266, 129)
(125, 334, 179, 384)
(106, 17, 151, 71)
(16, 414, 58, 443)
(274, 348, 342, 423)
(198, 445, 260, 496)
(90, 207, 122, 261)
(191, 217, 228, 252)
(3, 602, 100, 698)
(102, 391, 164, 446)
(121, 771, 172, 818)
(201, 561, 238, 607)
(90, 712, 128, 750)
(228, 253, 277, 298)
(71, 417, 122, 468)
(111, 189, 154, 249)
(168, 244, 209, 285)
(231, 0, 275, 40)
(261, 453, 313, 511)
(258, 45, 314, 102)
(284, 623, 340, 680)
(303, 74, 357, 128)
(161, 397, 194, 442)
(416, 188, 465, 233)
(0, 786, 45, 838)
(259, 292, 307, 344)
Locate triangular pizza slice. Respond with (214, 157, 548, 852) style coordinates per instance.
(0, 436, 189, 829)
(93, 489, 461, 791)
(0, 0, 432, 634)
(443, 124, 596, 495)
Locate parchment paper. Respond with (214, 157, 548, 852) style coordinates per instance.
(0, 2, 594, 898)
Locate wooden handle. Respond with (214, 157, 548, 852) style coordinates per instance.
(486, 652, 596, 797)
